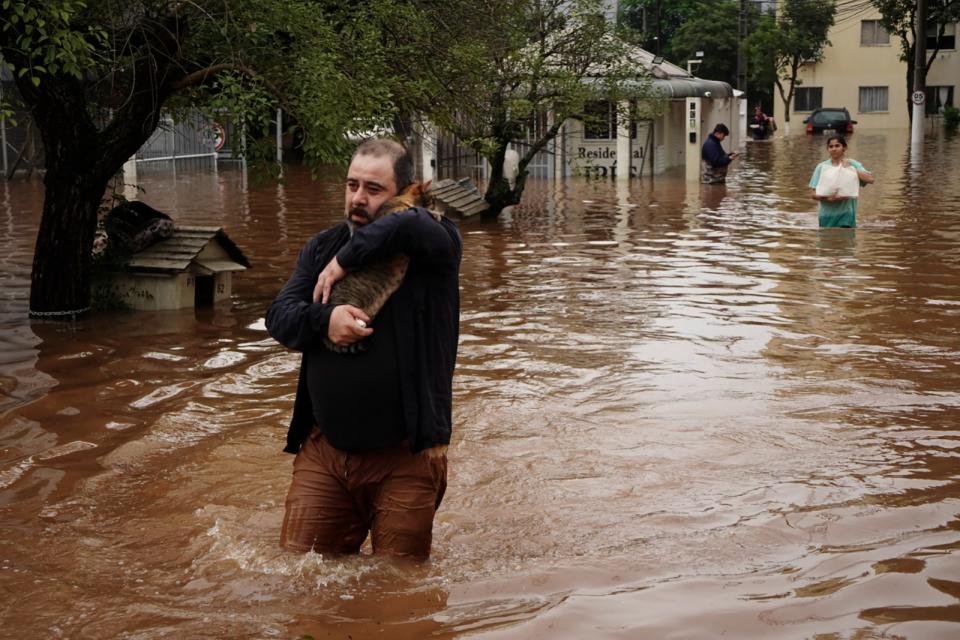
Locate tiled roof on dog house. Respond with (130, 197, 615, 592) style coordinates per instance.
(125, 226, 251, 274)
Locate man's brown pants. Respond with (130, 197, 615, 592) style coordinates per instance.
(280, 428, 447, 558)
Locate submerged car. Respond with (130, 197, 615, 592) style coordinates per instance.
(803, 108, 857, 134)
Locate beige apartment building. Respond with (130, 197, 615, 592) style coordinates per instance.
(777, 6, 958, 131)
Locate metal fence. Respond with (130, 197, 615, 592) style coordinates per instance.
(136, 114, 218, 164)
(433, 112, 554, 184)
(434, 129, 486, 184)
(1, 80, 42, 177)
(513, 110, 553, 179)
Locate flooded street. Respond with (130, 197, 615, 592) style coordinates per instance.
(2, 129, 960, 639)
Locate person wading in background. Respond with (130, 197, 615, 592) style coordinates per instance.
(265, 138, 462, 559)
(750, 105, 774, 140)
(701, 123, 739, 184)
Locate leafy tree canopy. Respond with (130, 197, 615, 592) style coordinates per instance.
(621, 0, 773, 108)
(666, 0, 741, 88)
(746, 0, 834, 123)
(0, 0, 422, 315)
(872, 0, 960, 117)
(618, 0, 704, 54)
(1, 0, 664, 313)
(401, 0, 659, 213)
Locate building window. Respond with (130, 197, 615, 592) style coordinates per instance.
(859, 86, 889, 112)
(582, 101, 637, 139)
(860, 20, 890, 46)
(795, 87, 823, 112)
(583, 101, 614, 139)
(926, 86, 955, 114)
(927, 23, 956, 50)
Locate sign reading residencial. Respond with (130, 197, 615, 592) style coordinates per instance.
(912, 91, 926, 106)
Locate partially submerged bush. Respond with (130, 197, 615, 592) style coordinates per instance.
(944, 105, 960, 131)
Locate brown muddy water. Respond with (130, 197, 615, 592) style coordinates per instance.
(2, 130, 960, 639)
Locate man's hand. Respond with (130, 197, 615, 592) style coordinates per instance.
(327, 305, 373, 346)
(729, 152, 739, 160)
(313, 257, 346, 303)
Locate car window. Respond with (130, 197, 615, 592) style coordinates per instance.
(812, 111, 848, 124)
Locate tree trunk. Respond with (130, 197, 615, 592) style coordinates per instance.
(3, 9, 185, 318)
(483, 143, 523, 216)
(16, 68, 166, 317)
(905, 51, 915, 123)
(25, 86, 138, 317)
(775, 79, 791, 124)
(29, 163, 109, 318)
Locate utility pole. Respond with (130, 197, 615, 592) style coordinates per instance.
(737, 0, 748, 94)
(656, 0, 663, 55)
(911, 0, 928, 146)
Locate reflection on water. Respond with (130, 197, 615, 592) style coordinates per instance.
(1, 132, 959, 639)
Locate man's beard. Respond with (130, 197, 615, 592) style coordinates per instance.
(346, 207, 370, 235)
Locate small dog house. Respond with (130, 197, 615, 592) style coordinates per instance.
(94, 226, 251, 311)
(430, 178, 490, 217)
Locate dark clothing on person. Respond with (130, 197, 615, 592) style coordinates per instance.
(305, 296, 405, 451)
(752, 112, 770, 140)
(701, 133, 734, 184)
(701, 133, 733, 168)
(265, 207, 463, 455)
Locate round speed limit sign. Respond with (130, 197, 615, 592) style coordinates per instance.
(912, 91, 926, 105)
(211, 122, 226, 151)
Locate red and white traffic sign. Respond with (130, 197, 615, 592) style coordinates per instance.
(212, 122, 226, 151)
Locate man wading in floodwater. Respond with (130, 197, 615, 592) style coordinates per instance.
(265, 139, 462, 559)
(701, 123, 739, 184)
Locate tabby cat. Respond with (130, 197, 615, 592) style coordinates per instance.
(323, 181, 441, 353)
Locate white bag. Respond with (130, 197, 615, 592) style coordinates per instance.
(815, 164, 859, 198)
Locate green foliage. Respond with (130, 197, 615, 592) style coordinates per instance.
(402, 0, 658, 211)
(746, 0, 834, 121)
(89, 282, 135, 312)
(619, 0, 705, 53)
(944, 105, 960, 130)
(873, 0, 960, 63)
(666, 1, 741, 87)
(1, 1, 414, 175)
(621, 1, 771, 108)
(0, 0, 104, 119)
(873, 0, 960, 120)
(0, 0, 102, 83)
(5, 0, 448, 312)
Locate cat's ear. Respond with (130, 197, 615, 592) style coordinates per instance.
(422, 180, 432, 192)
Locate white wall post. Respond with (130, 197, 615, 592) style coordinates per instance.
(616, 100, 631, 181)
(419, 121, 436, 183)
(276, 108, 283, 168)
(554, 119, 566, 181)
(685, 97, 702, 182)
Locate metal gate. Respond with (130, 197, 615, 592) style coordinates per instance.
(434, 129, 485, 184)
(433, 111, 554, 183)
(136, 113, 218, 164)
(512, 110, 552, 179)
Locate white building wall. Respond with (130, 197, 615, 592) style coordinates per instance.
(559, 96, 741, 179)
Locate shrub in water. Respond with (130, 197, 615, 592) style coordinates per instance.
(944, 105, 960, 131)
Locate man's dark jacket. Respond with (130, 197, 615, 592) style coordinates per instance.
(701, 133, 732, 167)
(265, 207, 462, 454)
